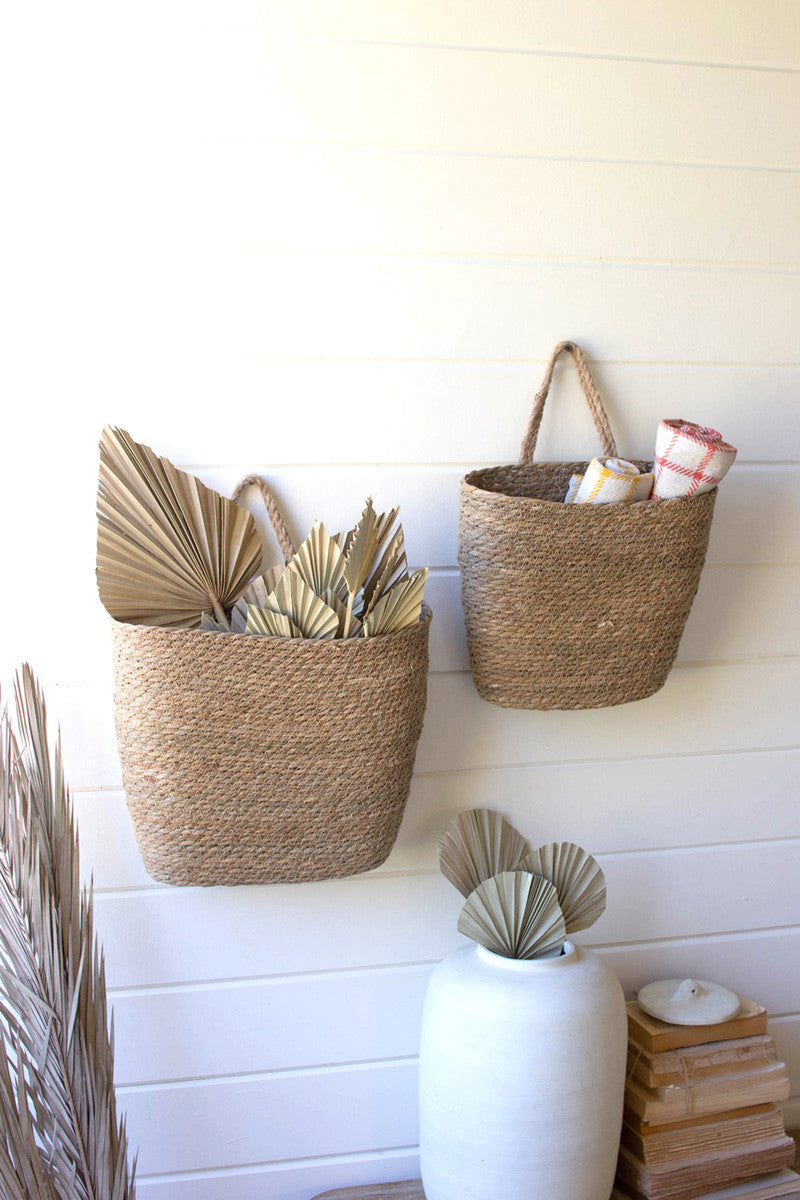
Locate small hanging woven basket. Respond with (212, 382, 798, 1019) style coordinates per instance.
(458, 342, 716, 711)
(111, 478, 431, 886)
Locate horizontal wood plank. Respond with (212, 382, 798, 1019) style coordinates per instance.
(415, 658, 800, 775)
(107, 966, 800, 1090)
(128, 251, 800, 365)
(172, 143, 800, 269)
(75, 748, 800, 891)
(187, 0, 800, 70)
(134, 1149, 420, 1200)
(110, 979, 800, 1185)
(171, 35, 800, 169)
(118, 1060, 418, 1176)
(91, 839, 800, 989)
(55, 360, 800, 469)
(113, 998, 800, 1178)
(606, 929, 800, 1017)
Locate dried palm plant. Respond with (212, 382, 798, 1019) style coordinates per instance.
(243, 502, 428, 641)
(97, 430, 428, 641)
(522, 841, 607, 934)
(97, 426, 262, 628)
(0, 666, 135, 1200)
(436, 809, 531, 899)
(457, 871, 567, 960)
(438, 808, 607, 961)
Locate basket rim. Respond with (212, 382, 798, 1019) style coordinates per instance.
(461, 463, 717, 511)
(110, 601, 433, 650)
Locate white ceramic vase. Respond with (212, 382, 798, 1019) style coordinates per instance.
(418, 940, 627, 1200)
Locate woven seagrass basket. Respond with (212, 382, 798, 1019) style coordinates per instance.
(459, 342, 716, 711)
(110, 480, 431, 886)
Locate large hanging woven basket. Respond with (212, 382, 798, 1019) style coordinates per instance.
(110, 479, 431, 886)
(458, 342, 716, 711)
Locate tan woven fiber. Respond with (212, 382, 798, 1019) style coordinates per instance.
(458, 343, 717, 710)
(110, 477, 431, 886)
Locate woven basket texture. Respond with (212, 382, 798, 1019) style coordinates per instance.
(111, 607, 431, 886)
(458, 341, 717, 711)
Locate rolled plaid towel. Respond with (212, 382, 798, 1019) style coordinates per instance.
(565, 458, 654, 505)
(652, 419, 737, 500)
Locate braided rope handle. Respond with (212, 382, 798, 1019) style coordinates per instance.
(519, 341, 618, 464)
(231, 474, 297, 560)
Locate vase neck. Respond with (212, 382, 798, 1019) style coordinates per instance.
(475, 941, 577, 971)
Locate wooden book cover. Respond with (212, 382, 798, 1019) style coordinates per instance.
(616, 1137, 796, 1200)
(621, 1103, 786, 1165)
(628, 1035, 777, 1089)
(612, 1169, 800, 1200)
(624, 1061, 790, 1123)
(627, 999, 768, 1054)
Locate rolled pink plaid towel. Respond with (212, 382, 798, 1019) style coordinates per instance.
(652, 419, 737, 500)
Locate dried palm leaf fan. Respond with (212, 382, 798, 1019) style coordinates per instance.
(0, 666, 135, 1200)
(97, 425, 262, 628)
(458, 871, 567, 960)
(522, 841, 607, 934)
(437, 808, 607, 960)
(437, 808, 531, 898)
(97, 443, 432, 886)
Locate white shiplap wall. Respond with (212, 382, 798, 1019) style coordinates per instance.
(3, 2, 800, 1197)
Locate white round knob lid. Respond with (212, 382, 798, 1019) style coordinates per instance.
(637, 978, 741, 1026)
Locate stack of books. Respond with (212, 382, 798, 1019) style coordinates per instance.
(613, 997, 798, 1200)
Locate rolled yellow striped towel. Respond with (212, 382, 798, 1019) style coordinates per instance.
(565, 458, 654, 505)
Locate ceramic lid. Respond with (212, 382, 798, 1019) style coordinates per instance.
(637, 977, 741, 1025)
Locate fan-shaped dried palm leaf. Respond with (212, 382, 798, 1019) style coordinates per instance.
(286, 521, 346, 601)
(266, 571, 339, 640)
(0, 667, 135, 1200)
(97, 425, 262, 628)
(458, 871, 566, 960)
(522, 841, 607, 934)
(363, 568, 429, 637)
(437, 808, 531, 898)
(246, 605, 300, 638)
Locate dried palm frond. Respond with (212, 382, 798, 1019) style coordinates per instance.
(363, 528, 407, 613)
(0, 666, 136, 1200)
(97, 425, 262, 628)
(341, 499, 380, 636)
(225, 496, 425, 641)
(457, 871, 566, 960)
(363, 568, 428, 637)
(286, 522, 346, 601)
(266, 571, 339, 639)
(437, 808, 531, 898)
(522, 841, 607, 934)
(246, 606, 300, 638)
